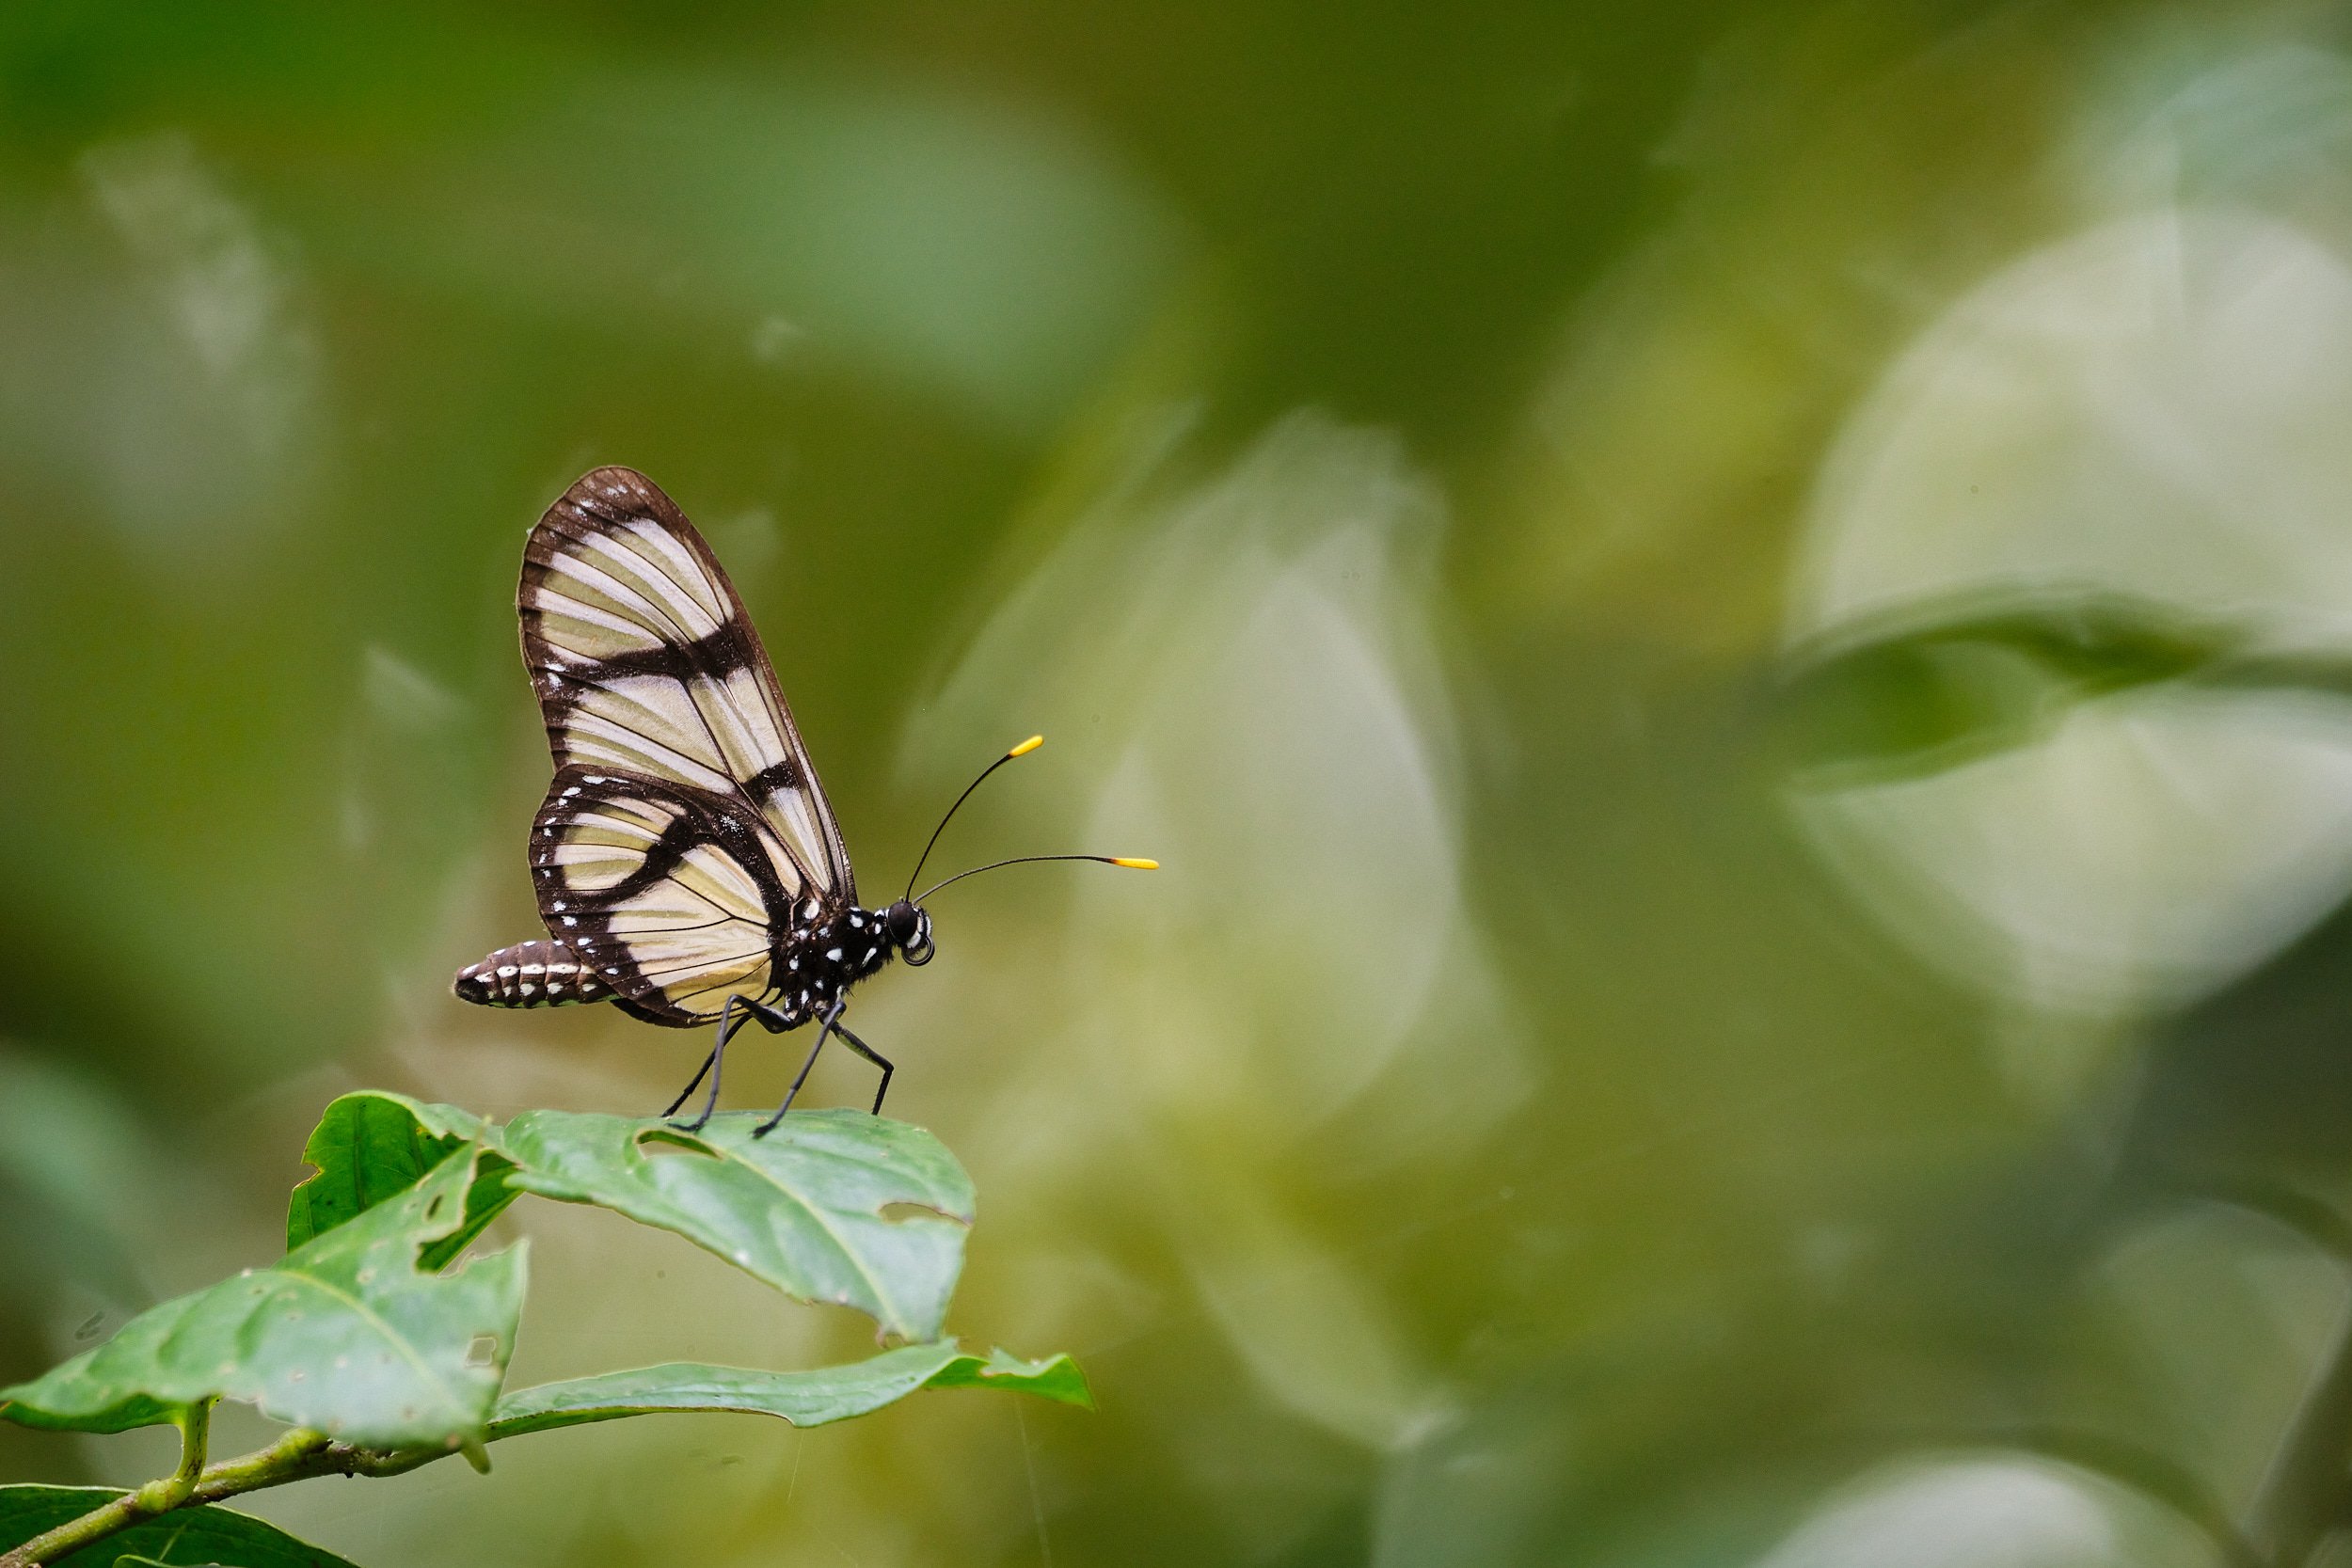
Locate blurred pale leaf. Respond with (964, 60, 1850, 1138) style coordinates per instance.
(55, 132, 327, 571)
(487, 1340, 1089, 1439)
(2100, 1202, 2348, 1513)
(0, 1486, 358, 1568)
(1787, 209, 2352, 1022)
(1746, 1455, 2223, 1568)
(0, 1051, 167, 1304)
(1189, 1191, 1434, 1450)
(1, 1151, 522, 1448)
(1371, 1396, 1574, 1568)
(1792, 213, 2352, 647)
(923, 413, 1476, 1126)
(495, 1108, 974, 1343)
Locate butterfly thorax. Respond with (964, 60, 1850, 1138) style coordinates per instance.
(768, 906, 897, 1026)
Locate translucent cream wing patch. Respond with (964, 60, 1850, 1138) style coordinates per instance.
(530, 767, 787, 1025)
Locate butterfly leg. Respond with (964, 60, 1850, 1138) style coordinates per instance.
(832, 1018, 895, 1117)
(669, 995, 749, 1132)
(660, 1045, 717, 1118)
(754, 999, 843, 1138)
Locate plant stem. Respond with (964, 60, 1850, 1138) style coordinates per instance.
(189, 1423, 339, 1502)
(0, 1417, 472, 1567)
(0, 1402, 214, 1568)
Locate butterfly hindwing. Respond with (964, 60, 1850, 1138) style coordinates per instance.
(519, 467, 855, 908)
(531, 766, 796, 1025)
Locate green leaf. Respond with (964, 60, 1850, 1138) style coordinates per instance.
(0, 1485, 360, 1567)
(275, 1101, 976, 1339)
(285, 1092, 512, 1269)
(491, 1108, 973, 1341)
(3, 1152, 525, 1449)
(922, 1345, 1093, 1408)
(486, 1340, 1090, 1439)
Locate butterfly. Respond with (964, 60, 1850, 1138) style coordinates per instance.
(453, 467, 1154, 1134)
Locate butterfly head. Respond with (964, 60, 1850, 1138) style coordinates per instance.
(884, 898, 935, 966)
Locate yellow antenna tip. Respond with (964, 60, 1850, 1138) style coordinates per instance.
(1111, 858, 1159, 870)
(1009, 735, 1044, 758)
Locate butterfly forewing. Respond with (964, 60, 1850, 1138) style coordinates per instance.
(520, 467, 854, 905)
(532, 768, 790, 1024)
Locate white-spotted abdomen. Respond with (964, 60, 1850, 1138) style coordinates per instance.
(453, 939, 612, 1008)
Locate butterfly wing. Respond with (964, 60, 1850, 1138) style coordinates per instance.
(519, 467, 854, 911)
(531, 767, 791, 1025)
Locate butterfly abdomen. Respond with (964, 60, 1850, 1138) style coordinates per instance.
(453, 939, 613, 1008)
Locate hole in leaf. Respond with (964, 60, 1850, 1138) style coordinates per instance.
(634, 1129, 720, 1158)
(426, 1196, 447, 1221)
(880, 1201, 961, 1225)
(466, 1335, 498, 1367)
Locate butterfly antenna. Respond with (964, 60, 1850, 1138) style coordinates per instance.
(903, 735, 1046, 902)
(918, 854, 1158, 905)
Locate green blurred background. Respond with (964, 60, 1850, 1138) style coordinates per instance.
(11, 2, 2352, 1563)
